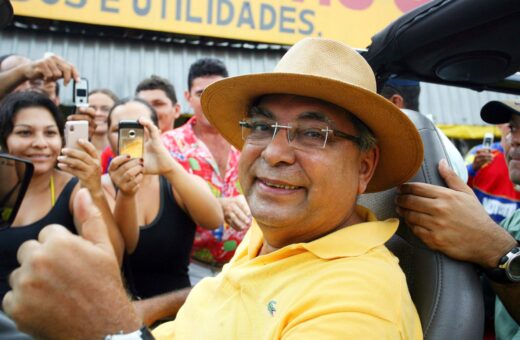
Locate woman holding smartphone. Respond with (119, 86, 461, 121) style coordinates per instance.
(0, 91, 122, 304)
(102, 98, 223, 326)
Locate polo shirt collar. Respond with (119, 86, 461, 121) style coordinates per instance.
(248, 205, 398, 260)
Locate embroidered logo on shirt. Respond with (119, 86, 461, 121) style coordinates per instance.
(267, 300, 277, 316)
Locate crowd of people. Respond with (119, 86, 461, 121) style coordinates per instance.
(0, 6, 519, 340)
(0, 47, 253, 327)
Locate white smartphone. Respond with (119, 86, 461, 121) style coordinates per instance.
(482, 132, 494, 149)
(73, 78, 89, 108)
(64, 121, 89, 150)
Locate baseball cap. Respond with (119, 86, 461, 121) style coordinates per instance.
(481, 100, 520, 124)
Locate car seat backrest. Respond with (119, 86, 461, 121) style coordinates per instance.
(358, 109, 484, 340)
(0, 311, 32, 339)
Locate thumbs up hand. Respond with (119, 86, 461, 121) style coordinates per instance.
(2, 189, 142, 339)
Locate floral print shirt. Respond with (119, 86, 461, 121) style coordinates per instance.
(161, 117, 246, 265)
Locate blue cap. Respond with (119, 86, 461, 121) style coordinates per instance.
(385, 78, 420, 87)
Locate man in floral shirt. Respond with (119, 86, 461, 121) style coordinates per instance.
(162, 58, 251, 284)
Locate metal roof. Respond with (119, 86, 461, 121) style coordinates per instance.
(420, 82, 518, 126)
(0, 27, 284, 112)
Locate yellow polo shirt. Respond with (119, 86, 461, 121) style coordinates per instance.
(153, 205, 422, 339)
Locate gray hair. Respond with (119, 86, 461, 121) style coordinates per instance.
(344, 111, 377, 151)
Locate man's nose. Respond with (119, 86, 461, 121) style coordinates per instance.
(261, 128, 296, 166)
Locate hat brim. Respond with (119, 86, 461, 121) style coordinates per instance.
(481, 101, 520, 124)
(202, 73, 423, 193)
(0, 0, 13, 29)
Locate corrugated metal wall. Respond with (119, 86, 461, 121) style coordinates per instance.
(1, 29, 518, 123)
(421, 82, 518, 126)
(0, 29, 284, 112)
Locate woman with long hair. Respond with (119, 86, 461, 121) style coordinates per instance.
(0, 90, 122, 303)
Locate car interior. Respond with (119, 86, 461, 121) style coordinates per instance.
(360, 0, 520, 339)
(359, 111, 485, 340)
(363, 0, 520, 94)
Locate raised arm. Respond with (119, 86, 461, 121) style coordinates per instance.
(0, 54, 80, 99)
(0, 66, 30, 98)
(140, 117, 223, 230)
(166, 169, 223, 230)
(107, 155, 144, 253)
(58, 139, 125, 264)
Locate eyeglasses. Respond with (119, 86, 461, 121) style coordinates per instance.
(239, 118, 361, 149)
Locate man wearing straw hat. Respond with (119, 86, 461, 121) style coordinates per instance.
(3, 38, 423, 339)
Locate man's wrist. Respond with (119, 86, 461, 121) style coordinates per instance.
(483, 244, 520, 284)
(104, 326, 154, 340)
(104, 303, 145, 338)
(19, 63, 33, 80)
(480, 226, 518, 269)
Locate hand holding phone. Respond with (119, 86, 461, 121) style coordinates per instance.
(118, 120, 144, 158)
(65, 121, 89, 150)
(482, 132, 494, 149)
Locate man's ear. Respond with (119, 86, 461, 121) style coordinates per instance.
(173, 103, 181, 119)
(184, 90, 190, 102)
(357, 146, 379, 194)
(390, 94, 405, 109)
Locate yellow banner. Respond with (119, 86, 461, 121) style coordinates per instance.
(437, 124, 505, 140)
(11, 0, 430, 48)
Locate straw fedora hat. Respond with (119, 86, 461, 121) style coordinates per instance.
(201, 37, 423, 193)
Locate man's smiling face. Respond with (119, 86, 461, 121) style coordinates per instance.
(238, 94, 378, 247)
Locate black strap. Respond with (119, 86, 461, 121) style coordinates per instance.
(483, 242, 520, 284)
